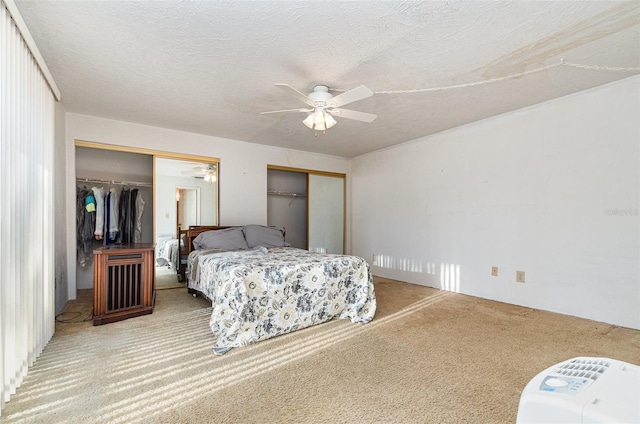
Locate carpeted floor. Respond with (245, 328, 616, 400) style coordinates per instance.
(3, 277, 639, 423)
(155, 266, 185, 290)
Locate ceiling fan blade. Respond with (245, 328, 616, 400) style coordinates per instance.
(275, 84, 315, 106)
(261, 108, 313, 115)
(327, 85, 373, 108)
(330, 108, 377, 123)
(182, 165, 214, 174)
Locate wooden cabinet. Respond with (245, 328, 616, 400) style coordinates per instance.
(93, 244, 155, 325)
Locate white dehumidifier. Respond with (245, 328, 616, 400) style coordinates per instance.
(516, 357, 640, 423)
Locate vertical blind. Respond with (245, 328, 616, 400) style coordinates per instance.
(1, 2, 56, 414)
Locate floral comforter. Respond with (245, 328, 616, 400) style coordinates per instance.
(187, 247, 376, 354)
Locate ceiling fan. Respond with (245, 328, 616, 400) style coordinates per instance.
(181, 164, 217, 183)
(261, 84, 377, 136)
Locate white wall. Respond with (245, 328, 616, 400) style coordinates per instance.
(351, 76, 640, 329)
(156, 174, 217, 238)
(156, 175, 181, 239)
(64, 113, 351, 297)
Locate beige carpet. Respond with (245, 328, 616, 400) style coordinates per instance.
(155, 266, 185, 290)
(3, 277, 639, 423)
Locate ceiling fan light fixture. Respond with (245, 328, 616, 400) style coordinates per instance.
(265, 83, 376, 136)
(324, 112, 337, 129)
(304, 107, 334, 134)
(302, 113, 314, 129)
(313, 108, 325, 127)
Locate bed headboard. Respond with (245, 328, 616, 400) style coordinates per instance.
(184, 226, 232, 254)
(183, 225, 286, 254)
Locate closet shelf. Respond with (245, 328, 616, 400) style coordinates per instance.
(76, 177, 153, 187)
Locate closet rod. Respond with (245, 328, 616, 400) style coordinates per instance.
(76, 177, 153, 187)
(267, 190, 307, 197)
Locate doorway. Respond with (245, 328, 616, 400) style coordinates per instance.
(176, 187, 200, 230)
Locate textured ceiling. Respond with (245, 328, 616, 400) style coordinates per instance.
(14, 0, 640, 158)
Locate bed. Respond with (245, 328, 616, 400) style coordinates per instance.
(163, 239, 180, 270)
(185, 225, 377, 354)
(157, 237, 180, 270)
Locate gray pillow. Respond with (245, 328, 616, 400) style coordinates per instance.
(243, 225, 285, 248)
(193, 227, 249, 250)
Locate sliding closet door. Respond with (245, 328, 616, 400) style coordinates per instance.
(308, 174, 344, 254)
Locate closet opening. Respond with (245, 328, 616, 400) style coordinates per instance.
(267, 165, 345, 254)
(75, 146, 154, 290)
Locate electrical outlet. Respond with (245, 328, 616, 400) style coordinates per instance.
(491, 266, 498, 276)
(516, 271, 525, 283)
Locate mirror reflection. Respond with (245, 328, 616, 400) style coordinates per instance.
(154, 157, 218, 288)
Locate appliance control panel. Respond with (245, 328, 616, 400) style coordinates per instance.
(539, 376, 591, 395)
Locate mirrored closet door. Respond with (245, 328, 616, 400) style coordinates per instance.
(308, 174, 345, 254)
(154, 157, 218, 284)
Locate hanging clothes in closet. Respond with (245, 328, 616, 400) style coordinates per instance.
(92, 186, 105, 240)
(76, 186, 95, 268)
(104, 187, 120, 244)
(117, 188, 145, 244)
(76, 183, 146, 266)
